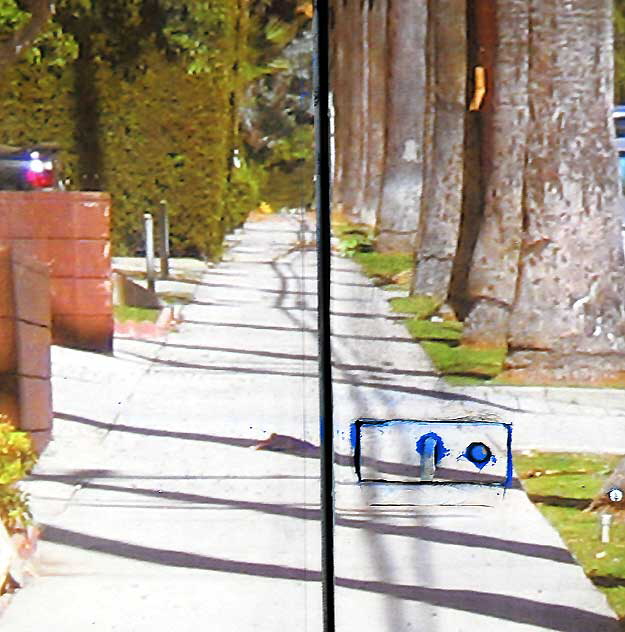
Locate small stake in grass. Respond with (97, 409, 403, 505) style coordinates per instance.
(601, 513, 613, 544)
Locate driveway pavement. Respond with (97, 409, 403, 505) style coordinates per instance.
(1, 211, 623, 630)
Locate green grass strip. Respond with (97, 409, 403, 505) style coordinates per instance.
(404, 318, 463, 341)
(421, 341, 505, 377)
(390, 295, 441, 318)
(515, 452, 625, 619)
(114, 305, 160, 323)
(352, 251, 413, 281)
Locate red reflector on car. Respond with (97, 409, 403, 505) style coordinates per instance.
(25, 169, 55, 188)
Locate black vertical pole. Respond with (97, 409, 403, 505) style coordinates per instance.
(314, 1, 335, 631)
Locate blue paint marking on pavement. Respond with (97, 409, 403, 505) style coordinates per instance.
(460, 441, 496, 470)
(354, 418, 514, 488)
(415, 432, 450, 464)
(349, 422, 358, 450)
(505, 424, 514, 488)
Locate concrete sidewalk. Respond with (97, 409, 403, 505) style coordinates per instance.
(0, 211, 623, 630)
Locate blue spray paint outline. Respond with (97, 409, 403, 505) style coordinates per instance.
(352, 418, 514, 489)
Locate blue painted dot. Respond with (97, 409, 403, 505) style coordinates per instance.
(466, 442, 492, 466)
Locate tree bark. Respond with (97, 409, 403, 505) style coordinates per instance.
(330, 0, 348, 210)
(361, 0, 388, 226)
(227, 0, 247, 186)
(461, 0, 529, 348)
(0, 0, 54, 73)
(411, 0, 466, 303)
(505, 0, 625, 382)
(339, 0, 366, 218)
(376, 0, 427, 251)
(448, 0, 489, 317)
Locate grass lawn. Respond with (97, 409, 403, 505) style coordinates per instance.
(113, 305, 160, 323)
(332, 221, 506, 384)
(515, 451, 625, 620)
(390, 295, 441, 319)
(421, 340, 505, 378)
(404, 318, 463, 341)
(352, 251, 413, 285)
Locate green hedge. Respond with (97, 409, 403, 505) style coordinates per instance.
(0, 1, 255, 259)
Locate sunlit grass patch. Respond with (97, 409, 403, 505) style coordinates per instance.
(332, 219, 412, 282)
(404, 318, 463, 341)
(390, 295, 441, 319)
(332, 221, 373, 239)
(515, 451, 625, 619)
(113, 305, 160, 323)
(352, 251, 413, 284)
(421, 341, 506, 378)
(332, 219, 507, 384)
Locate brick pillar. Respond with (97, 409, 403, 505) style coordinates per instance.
(0, 247, 52, 453)
(0, 192, 113, 352)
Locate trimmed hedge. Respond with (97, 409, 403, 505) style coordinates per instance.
(0, 0, 255, 259)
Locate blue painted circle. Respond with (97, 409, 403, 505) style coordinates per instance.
(466, 442, 492, 465)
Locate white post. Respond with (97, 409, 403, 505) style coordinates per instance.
(144, 212, 155, 293)
(601, 513, 613, 544)
(159, 201, 170, 279)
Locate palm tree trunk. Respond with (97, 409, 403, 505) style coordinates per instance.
(461, 0, 529, 347)
(411, 0, 466, 303)
(376, 0, 428, 251)
(362, 0, 388, 226)
(340, 0, 367, 218)
(505, 0, 625, 382)
(330, 0, 349, 212)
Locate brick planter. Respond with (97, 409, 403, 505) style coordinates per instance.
(0, 192, 113, 352)
(0, 247, 52, 452)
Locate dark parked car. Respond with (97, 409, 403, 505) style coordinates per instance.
(0, 144, 64, 191)
(617, 137, 625, 185)
(614, 105, 625, 139)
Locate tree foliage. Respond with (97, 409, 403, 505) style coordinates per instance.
(615, 0, 625, 102)
(0, 0, 313, 256)
(241, 0, 314, 210)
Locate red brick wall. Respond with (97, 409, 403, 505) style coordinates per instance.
(0, 247, 52, 453)
(0, 192, 113, 352)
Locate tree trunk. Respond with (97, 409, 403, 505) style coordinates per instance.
(58, 13, 105, 192)
(376, 0, 427, 252)
(504, 0, 625, 383)
(330, 0, 349, 211)
(461, 0, 529, 348)
(340, 0, 366, 218)
(411, 0, 466, 303)
(226, 0, 247, 186)
(0, 1, 54, 74)
(448, 0, 490, 318)
(361, 0, 388, 226)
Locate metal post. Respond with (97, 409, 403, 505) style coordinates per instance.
(420, 436, 437, 481)
(144, 212, 155, 293)
(314, 1, 335, 631)
(159, 200, 170, 279)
